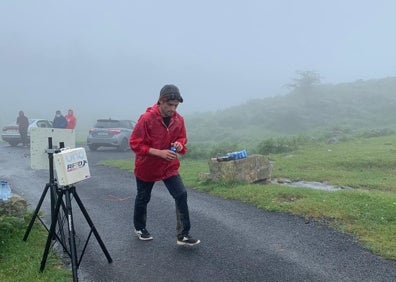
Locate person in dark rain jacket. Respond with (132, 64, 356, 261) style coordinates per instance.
(16, 110, 29, 146)
(53, 110, 67, 128)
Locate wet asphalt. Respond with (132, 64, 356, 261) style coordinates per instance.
(1, 143, 395, 282)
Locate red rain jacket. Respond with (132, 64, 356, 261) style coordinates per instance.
(65, 109, 77, 129)
(129, 104, 187, 182)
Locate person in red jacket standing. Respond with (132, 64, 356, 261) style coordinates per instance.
(65, 109, 77, 129)
(129, 84, 200, 246)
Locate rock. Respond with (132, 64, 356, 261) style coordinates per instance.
(0, 194, 28, 218)
(208, 154, 272, 184)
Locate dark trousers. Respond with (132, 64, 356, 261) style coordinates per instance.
(20, 130, 28, 146)
(133, 174, 191, 236)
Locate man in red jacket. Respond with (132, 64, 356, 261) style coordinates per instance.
(129, 84, 200, 246)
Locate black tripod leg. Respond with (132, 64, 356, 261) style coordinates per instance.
(23, 183, 51, 241)
(40, 188, 64, 272)
(72, 188, 113, 263)
(64, 187, 79, 282)
(55, 196, 69, 253)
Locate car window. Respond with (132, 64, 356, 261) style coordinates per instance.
(94, 119, 134, 129)
(95, 120, 121, 128)
(37, 120, 51, 128)
(119, 121, 126, 128)
(119, 121, 132, 129)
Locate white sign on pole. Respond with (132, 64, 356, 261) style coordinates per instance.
(30, 128, 76, 170)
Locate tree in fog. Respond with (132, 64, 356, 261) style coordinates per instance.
(286, 70, 322, 94)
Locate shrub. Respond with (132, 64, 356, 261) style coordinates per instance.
(256, 136, 308, 155)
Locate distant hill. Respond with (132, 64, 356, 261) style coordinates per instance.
(185, 76, 396, 144)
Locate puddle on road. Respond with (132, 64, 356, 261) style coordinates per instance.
(272, 179, 353, 192)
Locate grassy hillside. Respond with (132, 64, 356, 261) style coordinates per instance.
(185, 76, 396, 145)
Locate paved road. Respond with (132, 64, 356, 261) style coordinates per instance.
(1, 143, 395, 282)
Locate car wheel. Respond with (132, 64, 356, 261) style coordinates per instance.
(9, 141, 19, 147)
(117, 138, 128, 152)
(88, 144, 99, 151)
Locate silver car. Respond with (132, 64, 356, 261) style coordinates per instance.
(1, 118, 53, 146)
(87, 119, 135, 152)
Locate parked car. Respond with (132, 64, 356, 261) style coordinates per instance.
(86, 119, 135, 151)
(1, 119, 53, 146)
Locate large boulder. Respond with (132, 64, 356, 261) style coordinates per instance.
(0, 194, 28, 218)
(208, 154, 272, 184)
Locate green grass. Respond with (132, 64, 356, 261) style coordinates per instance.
(99, 135, 396, 260)
(270, 137, 396, 193)
(0, 216, 71, 282)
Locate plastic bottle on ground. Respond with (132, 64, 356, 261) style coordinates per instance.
(1, 180, 11, 201)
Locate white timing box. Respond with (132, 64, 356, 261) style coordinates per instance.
(54, 147, 91, 186)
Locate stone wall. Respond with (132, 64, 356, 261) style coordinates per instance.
(207, 154, 272, 184)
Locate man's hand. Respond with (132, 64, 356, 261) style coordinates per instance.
(149, 147, 178, 161)
(162, 149, 177, 161)
(171, 141, 183, 152)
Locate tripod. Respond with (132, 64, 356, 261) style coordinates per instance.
(23, 138, 112, 282)
(24, 138, 64, 240)
(42, 184, 113, 281)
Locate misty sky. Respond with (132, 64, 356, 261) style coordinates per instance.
(1, 1, 395, 127)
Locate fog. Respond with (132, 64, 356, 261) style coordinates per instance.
(1, 1, 396, 129)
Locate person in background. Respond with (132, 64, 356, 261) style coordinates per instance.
(65, 109, 77, 129)
(129, 84, 200, 246)
(53, 110, 67, 128)
(16, 110, 29, 147)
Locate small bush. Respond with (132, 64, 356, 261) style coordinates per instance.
(256, 137, 299, 154)
(0, 216, 25, 241)
(359, 128, 395, 138)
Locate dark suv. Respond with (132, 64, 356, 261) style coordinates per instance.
(87, 119, 135, 151)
